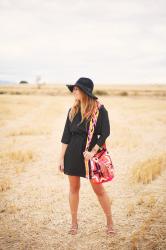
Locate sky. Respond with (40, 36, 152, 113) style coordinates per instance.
(0, 0, 166, 84)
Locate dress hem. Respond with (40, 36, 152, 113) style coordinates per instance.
(63, 171, 88, 179)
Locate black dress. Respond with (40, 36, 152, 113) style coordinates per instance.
(60, 104, 110, 178)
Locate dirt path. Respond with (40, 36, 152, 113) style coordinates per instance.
(0, 96, 166, 250)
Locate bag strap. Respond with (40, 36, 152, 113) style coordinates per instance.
(84, 100, 102, 179)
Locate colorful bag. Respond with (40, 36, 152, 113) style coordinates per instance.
(84, 101, 115, 184)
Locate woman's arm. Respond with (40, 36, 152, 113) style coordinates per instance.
(61, 108, 72, 145)
(91, 107, 110, 154)
(59, 143, 68, 160)
(58, 108, 71, 171)
(58, 143, 68, 172)
(83, 107, 110, 160)
(97, 108, 110, 145)
(91, 144, 101, 155)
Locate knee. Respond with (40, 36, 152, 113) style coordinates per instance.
(94, 188, 106, 197)
(70, 184, 80, 194)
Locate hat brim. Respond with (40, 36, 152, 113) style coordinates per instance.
(66, 84, 75, 92)
(66, 84, 98, 99)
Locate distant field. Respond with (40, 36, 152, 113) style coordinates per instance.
(0, 91, 166, 249)
(0, 83, 166, 96)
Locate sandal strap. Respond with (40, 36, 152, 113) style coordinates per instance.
(70, 223, 78, 229)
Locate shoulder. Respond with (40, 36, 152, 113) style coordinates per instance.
(98, 105, 109, 122)
(65, 108, 71, 121)
(67, 107, 72, 114)
(99, 104, 108, 114)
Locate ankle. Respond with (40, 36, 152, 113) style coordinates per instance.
(105, 213, 113, 225)
(71, 222, 78, 225)
(70, 223, 78, 229)
(71, 212, 78, 224)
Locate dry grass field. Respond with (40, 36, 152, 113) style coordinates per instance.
(0, 84, 166, 250)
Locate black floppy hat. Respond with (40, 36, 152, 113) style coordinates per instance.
(66, 77, 98, 99)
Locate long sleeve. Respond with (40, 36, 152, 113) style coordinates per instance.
(61, 108, 72, 144)
(96, 107, 110, 147)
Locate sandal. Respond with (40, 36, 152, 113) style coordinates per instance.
(105, 224, 116, 235)
(68, 223, 78, 235)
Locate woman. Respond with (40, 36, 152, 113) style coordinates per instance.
(58, 77, 116, 235)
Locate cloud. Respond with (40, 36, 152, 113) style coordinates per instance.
(0, 0, 166, 83)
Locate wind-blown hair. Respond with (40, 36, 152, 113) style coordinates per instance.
(68, 87, 98, 128)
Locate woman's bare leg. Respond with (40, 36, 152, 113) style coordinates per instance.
(68, 175, 80, 233)
(89, 180, 115, 233)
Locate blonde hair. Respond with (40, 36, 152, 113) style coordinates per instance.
(68, 87, 98, 127)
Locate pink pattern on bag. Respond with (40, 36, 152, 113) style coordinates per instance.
(89, 144, 115, 184)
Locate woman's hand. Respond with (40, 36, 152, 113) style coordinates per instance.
(83, 150, 109, 178)
(58, 157, 64, 172)
(83, 150, 95, 161)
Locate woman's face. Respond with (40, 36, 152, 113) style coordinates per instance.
(73, 86, 82, 101)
